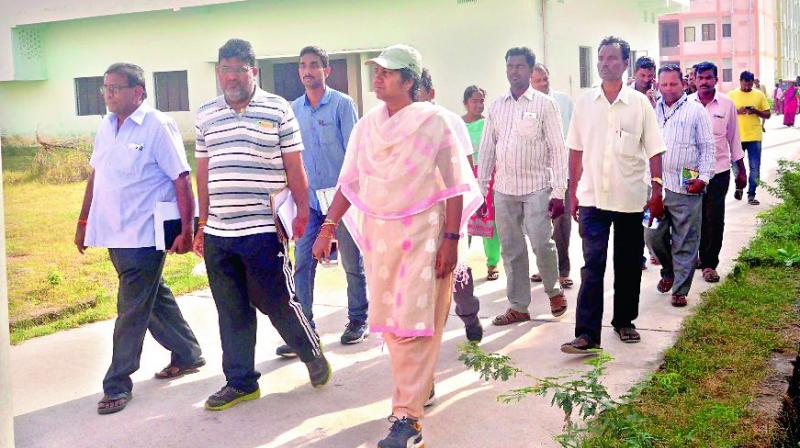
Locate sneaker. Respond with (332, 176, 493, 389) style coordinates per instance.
(340, 320, 369, 345)
(276, 344, 298, 359)
(204, 385, 260, 411)
(465, 321, 483, 343)
(306, 354, 332, 388)
(423, 386, 436, 408)
(377, 416, 424, 448)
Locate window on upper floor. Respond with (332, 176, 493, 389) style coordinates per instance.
(702, 23, 716, 41)
(723, 68, 733, 82)
(660, 21, 680, 48)
(722, 23, 732, 38)
(685, 26, 696, 42)
(154, 71, 189, 112)
(75, 76, 106, 116)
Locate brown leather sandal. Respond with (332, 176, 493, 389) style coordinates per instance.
(154, 357, 206, 380)
(486, 266, 499, 281)
(702, 268, 720, 283)
(492, 308, 531, 326)
(671, 294, 688, 307)
(657, 277, 674, 293)
(549, 294, 567, 317)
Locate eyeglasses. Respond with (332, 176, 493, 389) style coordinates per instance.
(218, 65, 253, 74)
(99, 85, 134, 95)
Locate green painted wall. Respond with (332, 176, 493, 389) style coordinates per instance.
(0, 0, 664, 139)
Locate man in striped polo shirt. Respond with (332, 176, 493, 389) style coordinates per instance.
(193, 38, 330, 411)
(646, 64, 715, 308)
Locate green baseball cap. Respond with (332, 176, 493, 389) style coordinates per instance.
(365, 44, 422, 77)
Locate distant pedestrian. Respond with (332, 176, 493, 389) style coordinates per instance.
(729, 70, 771, 205)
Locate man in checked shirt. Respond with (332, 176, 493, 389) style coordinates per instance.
(646, 64, 715, 308)
(478, 46, 569, 325)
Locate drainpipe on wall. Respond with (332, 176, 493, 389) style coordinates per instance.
(0, 136, 14, 448)
(540, 0, 548, 65)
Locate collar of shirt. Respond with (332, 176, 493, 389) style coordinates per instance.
(688, 90, 720, 106)
(592, 84, 632, 106)
(657, 93, 689, 122)
(302, 87, 332, 109)
(503, 85, 536, 102)
(107, 103, 150, 131)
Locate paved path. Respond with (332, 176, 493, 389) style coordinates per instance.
(10, 119, 800, 447)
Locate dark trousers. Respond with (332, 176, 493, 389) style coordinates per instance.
(742, 141, 762, 197)
(575, 207, 644, 345)
(103, 247, 202, 396)
(204, 232, 321, 392)
(700, 170, 730, 270)
(553, 188, 572, 277)
(453, 266, 479, 328)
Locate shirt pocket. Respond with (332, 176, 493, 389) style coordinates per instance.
(617, 129, 642, 158)
(251, 120, 281, 154)
(516, 114, 540, 139)
(112, 142, 145, 176)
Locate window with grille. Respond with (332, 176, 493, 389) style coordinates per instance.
(75, 76, 105, 116)
(684, 26, 696, 42)
(702, 24, 716, 41)
(723, 68, 733, 82)
(722, 23, 732, 38)
(579, 46, 592, 88)
(154, 70, 189, 112)
(660, 21, 679, 47)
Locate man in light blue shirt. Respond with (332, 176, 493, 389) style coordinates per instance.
(277, 46, 368, 358)
(75, 63, 203, 415)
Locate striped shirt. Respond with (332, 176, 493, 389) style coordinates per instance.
(195, 88, 303, 237)
(477, 86, 568, 198)
(656, 93, 716, 194)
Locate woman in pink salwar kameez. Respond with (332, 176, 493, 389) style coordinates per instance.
(312, 45, 480, 448)
(783, 79, 798, 127)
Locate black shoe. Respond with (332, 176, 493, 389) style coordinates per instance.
(377, 416, 424, 448)
(734, 188, 743, 200)
(465, 321, 483, 343)
(204, 385, 260, 411)
(276, 344, 298, 359)
(423, 386, 436, 408)
(306, 354, 332, 388)
(340, 320, 369, 345)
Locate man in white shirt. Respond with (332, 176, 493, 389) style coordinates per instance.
(75, 63, 204, 415)
(561, 36, 666, 354)
(530, 62, 574, 290)
(478, 47, 569, 325)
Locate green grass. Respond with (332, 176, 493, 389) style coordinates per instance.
(578, 163, 800, 447)
(3, 144, 208, 344)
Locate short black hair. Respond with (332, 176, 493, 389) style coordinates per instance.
(658, 63, 683, 80)
(399, 67, 421, 101)
(299, 45, 329, 68)
(740, 70, 755, 81)
(463, 85, 486, 104)
(634, 56, 656, 71)
(105, 63, 147, 100)
(420, 68, 433, 94)
(693, 61, 718, 79)
(218, 38, 256, 67)
(504, 47, 536, 68)
(598, 36, 630, 61)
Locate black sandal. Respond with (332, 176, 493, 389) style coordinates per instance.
(97, 392, 132, 415)
(154, 357, 206, 379)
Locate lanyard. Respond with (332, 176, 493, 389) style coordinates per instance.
(660, 97, 687, 128)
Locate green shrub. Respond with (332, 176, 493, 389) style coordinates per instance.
(29, 144, 92, 184)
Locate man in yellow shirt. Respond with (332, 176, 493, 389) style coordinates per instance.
(728, 71, 771, 205)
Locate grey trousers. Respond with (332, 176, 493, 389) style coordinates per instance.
(645, 190, 703, 296)
(495, 189, 561, 313)
(552, 188, 572, 277)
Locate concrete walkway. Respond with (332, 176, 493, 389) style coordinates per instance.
(10, 119, 800, 448)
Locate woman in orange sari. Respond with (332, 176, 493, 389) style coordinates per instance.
(312, 44, 480, 448)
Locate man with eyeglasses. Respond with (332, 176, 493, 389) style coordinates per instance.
(193, 38, 330, 411)
(75, 62, 205, 415)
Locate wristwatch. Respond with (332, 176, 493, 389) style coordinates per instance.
(444, 232, 461, 241)
(651, 177, 664, 186)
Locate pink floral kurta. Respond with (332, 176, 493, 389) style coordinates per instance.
(338, 102, 481, 337)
